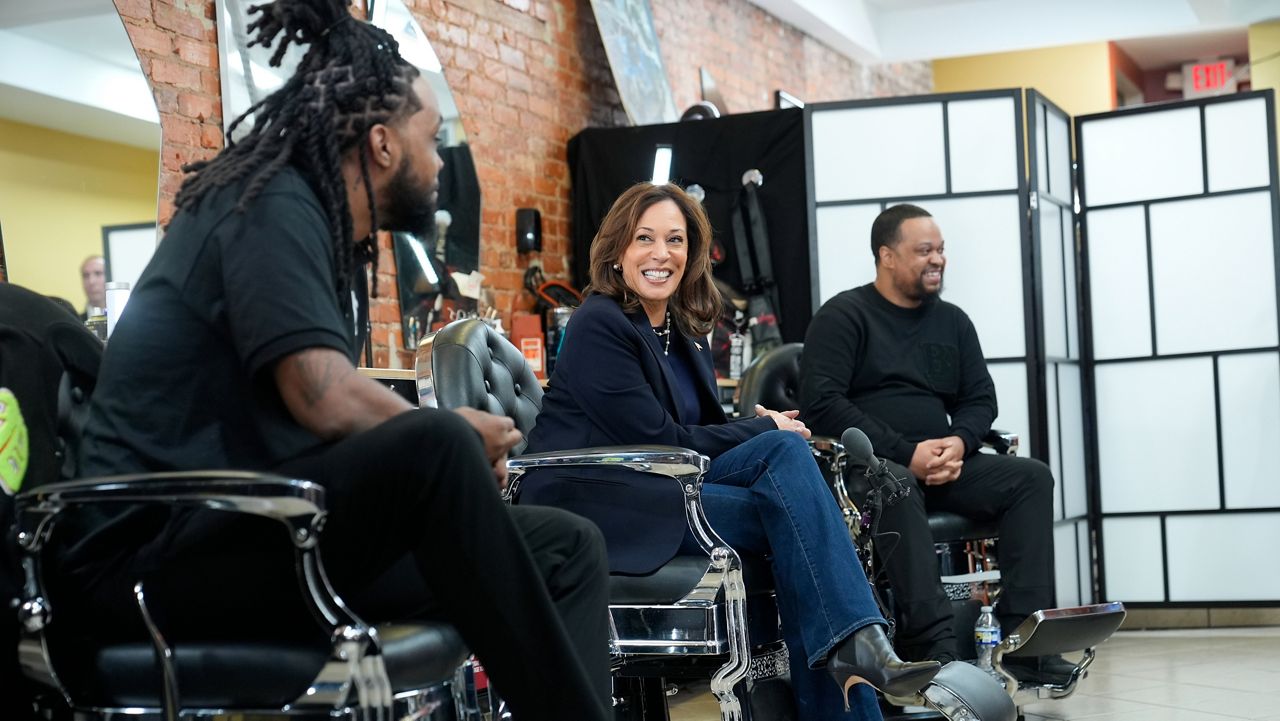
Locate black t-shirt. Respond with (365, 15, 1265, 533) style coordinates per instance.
(81, 167, 366, 476)
(799, 283, 997, 467)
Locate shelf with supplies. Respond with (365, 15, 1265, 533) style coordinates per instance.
(358, 368, 416, 380)
(717, 377, 739, 415)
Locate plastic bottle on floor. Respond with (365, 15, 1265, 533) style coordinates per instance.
(974, 605, 1002, 680)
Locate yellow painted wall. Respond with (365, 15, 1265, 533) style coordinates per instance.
(0, 117, 158, 307)
(932, 42, 1116, 118)
(1249, 20, 1280, 164)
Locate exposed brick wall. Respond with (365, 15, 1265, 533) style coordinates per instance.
(115, 0, 929, 368)
(403, 0, 614, 330)
(114, 0, 222, 225)
(650, 0, 931, 113)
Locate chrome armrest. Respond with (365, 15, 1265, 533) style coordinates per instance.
(507, 445, 708, 478)
(16, 471, 326, 546)
(505, 445, 708, 500)
(15, 471, 340, 625)
(16, 471, 327, 563)
(507, 446, 749, 690)
(807, 436, 845, 474)
(13, 471, 384, 712)
(505, 445, 732, 605)
(805, 437, 863, 537)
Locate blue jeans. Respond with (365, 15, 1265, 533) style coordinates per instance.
(687, 430, 885, 720)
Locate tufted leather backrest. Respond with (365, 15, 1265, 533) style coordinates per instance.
(419, 319, 544, 455)
(735, 342, 803, 416)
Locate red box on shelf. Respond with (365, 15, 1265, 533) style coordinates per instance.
(511, 312, 546, 379)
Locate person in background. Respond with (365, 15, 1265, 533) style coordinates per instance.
(524, 182, 941, 719)
(78, 255, 106, 320)
(800, 203, 1067, 684)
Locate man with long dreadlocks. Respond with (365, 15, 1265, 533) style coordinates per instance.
(54, 1, 612, 718)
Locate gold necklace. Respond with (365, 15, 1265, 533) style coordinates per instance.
(652, 311, 671, 355)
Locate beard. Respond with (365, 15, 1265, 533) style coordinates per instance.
(899, 268, 943, 302)
(380, 155, 438, 238)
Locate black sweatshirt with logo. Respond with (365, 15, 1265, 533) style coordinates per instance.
(799, 283, 997, 467)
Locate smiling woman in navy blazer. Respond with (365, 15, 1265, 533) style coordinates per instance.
(523, 182, 939, 719)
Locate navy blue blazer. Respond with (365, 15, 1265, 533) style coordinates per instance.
(523, 293, 775, 574)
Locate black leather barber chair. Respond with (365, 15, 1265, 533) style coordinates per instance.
(14, 474, 470, 721)
(417, 319, 792, 721)
(737, 343, 1126, 710)
(3, 288, 470, 720)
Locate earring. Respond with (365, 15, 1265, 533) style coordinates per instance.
(612, 263, 622, 271)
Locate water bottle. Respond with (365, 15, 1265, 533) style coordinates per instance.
(84, 306, 108, 342)
(104, 281, 131, 340)
(974, 605, 1001, 675)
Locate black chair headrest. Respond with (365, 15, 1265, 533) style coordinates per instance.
(736, 342, 803, 415)
(426, 319, 543, 455)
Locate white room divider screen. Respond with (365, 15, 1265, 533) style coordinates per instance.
(805, 89, 1094, 607)
(1027, 90, 1093, 608)
(1077, 89, 1280, 605)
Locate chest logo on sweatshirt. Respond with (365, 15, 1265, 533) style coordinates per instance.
(921, 343, 959, 394)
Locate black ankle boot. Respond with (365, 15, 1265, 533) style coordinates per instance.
(828, 624, 941, 709)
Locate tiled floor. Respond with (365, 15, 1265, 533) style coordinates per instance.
(668, 627, 1280, 720)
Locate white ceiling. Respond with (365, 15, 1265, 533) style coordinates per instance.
(0, 3, 159, 150)
(750, 0, 1277, 66)
(0, 0, 107, 29)
(0, 0, 465, 152)
(1114, 27, 1250, 68)
(12, 12, 145, 72)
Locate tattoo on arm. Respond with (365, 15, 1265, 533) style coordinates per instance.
(294, 352, 343, 408)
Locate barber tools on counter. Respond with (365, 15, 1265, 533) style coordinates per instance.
(522, 264, 583, 376)
(83, 282, 132, 342)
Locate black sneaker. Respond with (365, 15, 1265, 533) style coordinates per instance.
(1001, 654, 1078, 685)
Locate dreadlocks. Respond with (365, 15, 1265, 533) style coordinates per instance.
(174, 0, 421, 303)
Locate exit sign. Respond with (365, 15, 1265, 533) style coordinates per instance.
(1182, 59, 1237, 98)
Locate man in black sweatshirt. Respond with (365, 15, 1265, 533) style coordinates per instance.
(800, 203, 1066, 683)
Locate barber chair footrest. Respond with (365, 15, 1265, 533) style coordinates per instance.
(995, 602, 1126, 700)
(889, 661, 1016, 721)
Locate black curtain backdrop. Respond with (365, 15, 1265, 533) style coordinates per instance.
(568, 108, 812, 342)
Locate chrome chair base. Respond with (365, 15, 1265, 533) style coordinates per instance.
(611, 604, 727, 655)
(34, 682, 458, 721)
(612, 641, 793, 721)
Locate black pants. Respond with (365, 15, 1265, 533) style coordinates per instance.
(61, 410, 611, 721)
(857, 453, 1055, 660)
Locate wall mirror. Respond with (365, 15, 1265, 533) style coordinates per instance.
(0, 0, 160, 315)
(215, 0, 480, 350)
